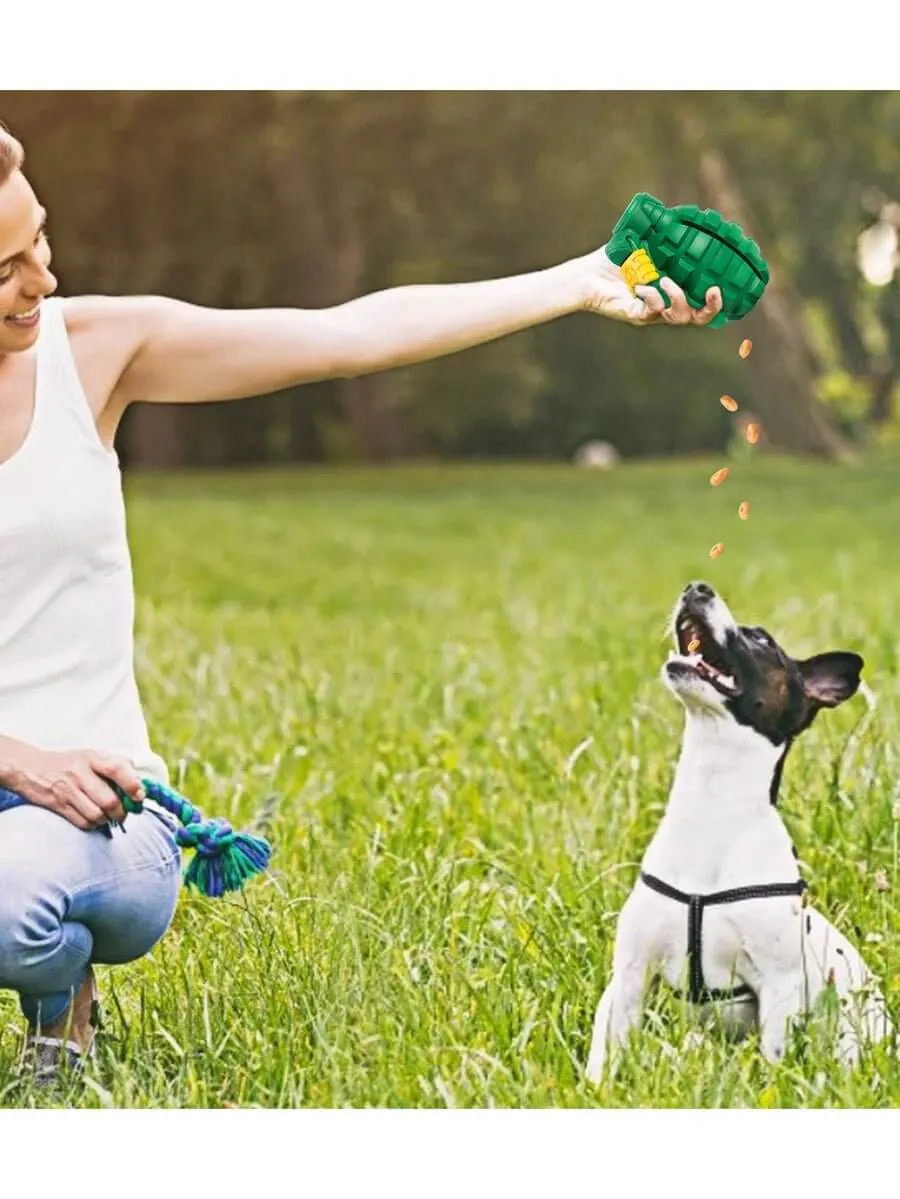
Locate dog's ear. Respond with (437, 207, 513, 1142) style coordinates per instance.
(797, 652, 864, 708)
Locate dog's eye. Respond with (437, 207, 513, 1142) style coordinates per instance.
(749, 628, 774, 648)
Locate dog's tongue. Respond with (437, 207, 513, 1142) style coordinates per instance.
(693, 655, 737, 692)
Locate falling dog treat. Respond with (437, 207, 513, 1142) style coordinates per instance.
(687, 637, 701, 653)
(707, 360, 757, 559)
(738, 339, 753, 359)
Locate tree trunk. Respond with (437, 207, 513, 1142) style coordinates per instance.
(325, 126, 406, 461)
(867, 282, 900, 426)
(123, 404, 188, 470)
(674, 103, 855, 460)
(339, 373, 411, 459)
(264, 96, 406, 462)
(868, 368, 896, 426)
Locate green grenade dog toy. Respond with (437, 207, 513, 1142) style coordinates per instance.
(606, 192, 769, 328)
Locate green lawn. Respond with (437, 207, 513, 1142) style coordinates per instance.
(3, 458, 900, 1108)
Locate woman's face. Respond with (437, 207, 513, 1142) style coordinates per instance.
(0, 169, 57, 355)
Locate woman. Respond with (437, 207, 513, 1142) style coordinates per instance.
(0, 122, 722, 1084)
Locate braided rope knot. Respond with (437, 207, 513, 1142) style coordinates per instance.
(176, 817, 237, 857)
(119, 778, 272, 896)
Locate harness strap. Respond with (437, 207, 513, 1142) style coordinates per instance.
(640, 871, 807, 1004)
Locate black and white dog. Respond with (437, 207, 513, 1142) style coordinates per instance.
(586, 581, 891, 1081)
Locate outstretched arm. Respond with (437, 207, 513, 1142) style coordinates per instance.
(87, 246, 722, 410)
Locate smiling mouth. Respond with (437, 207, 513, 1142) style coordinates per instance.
(4, 304, 41, 327)
(672, 611, 741, 698)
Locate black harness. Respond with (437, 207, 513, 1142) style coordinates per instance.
(640, 871, 808, 1005)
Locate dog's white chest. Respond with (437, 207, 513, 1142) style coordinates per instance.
(651, 889, 803, 996)
(640, 806, 805, 998)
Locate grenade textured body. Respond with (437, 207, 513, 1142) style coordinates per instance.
(606, 192, 769, 327)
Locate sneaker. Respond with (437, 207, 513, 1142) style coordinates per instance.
(22, 967, 101, 1088)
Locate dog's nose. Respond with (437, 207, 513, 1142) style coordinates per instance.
(683, 581, 715, 601)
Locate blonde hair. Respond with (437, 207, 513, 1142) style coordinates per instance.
(0, 124, 24, 187)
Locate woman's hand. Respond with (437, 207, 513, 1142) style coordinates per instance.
(0, 739, 145, 830)
(582, 247, 724, 327)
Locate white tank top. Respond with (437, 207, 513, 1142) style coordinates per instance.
(0, 297, 169, 785)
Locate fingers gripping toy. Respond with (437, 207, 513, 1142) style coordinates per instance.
(0, 777, 273, 898)
(605, 192, 770, 328)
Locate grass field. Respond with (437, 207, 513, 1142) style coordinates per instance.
(3, 457, 900, 1109)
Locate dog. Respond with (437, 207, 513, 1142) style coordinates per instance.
(585, 581, 891, 1082)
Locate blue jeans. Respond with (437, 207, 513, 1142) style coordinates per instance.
(0, 803, 182, 1026)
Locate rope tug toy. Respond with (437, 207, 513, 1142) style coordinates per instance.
(0, 777, 273, 898)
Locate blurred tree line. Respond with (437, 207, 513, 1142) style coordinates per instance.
(2, 90, 899, 468)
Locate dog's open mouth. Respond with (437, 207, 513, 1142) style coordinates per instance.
(673, 611, 741, 698)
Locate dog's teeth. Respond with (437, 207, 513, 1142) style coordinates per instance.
(721, 674, 735, 690)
